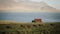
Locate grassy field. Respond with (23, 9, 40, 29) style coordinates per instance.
(0, 22, 60, 34)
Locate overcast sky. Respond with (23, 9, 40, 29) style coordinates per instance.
(12, 0, 60, 9)
(0, 0, 60, 11)
(29, 0, 60, 9)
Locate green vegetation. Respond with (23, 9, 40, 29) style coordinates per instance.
(0, 22, 60, 34)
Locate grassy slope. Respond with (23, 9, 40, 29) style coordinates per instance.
(0, 22, 60, 34)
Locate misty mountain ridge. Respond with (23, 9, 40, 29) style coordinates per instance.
(0, 0, 60, 12)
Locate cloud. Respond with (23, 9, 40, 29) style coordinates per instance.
(0, 0, 60, 12)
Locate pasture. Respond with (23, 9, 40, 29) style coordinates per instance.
(0, 22, 60, 34)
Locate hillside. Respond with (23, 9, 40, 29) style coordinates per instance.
(0, 22, 60, 34)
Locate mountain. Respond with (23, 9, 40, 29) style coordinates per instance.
(0, 0, 18, 8)
(0, 0, 60, 12)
